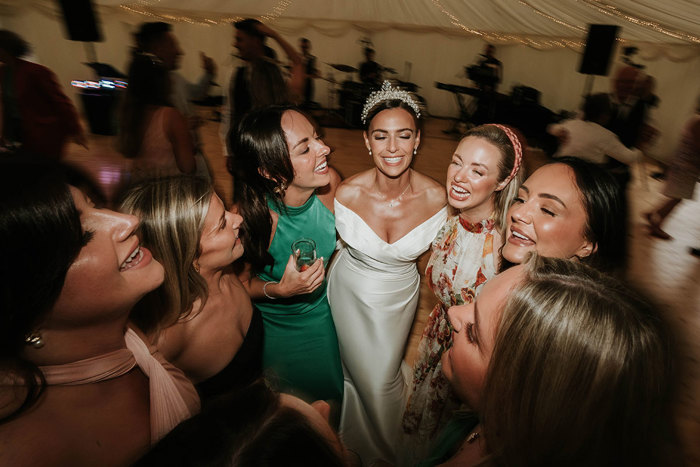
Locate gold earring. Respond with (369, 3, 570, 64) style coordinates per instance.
(273, 182, 287, 196)
(194, 261, 200, 273)
(25, 332, 45, 349)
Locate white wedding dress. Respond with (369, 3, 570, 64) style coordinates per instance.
(327, 200, 447, 465)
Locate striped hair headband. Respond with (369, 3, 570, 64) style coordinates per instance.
(489, 124, 522, 184)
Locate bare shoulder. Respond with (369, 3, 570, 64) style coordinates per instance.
(335, 169, 374, 206)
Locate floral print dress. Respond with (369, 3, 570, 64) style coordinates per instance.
(400, 214, 498, 461)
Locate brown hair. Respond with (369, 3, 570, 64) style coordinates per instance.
(481, 255, 674, 466)
(119, 176, 212, 333)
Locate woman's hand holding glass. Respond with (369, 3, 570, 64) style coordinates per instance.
(275, 253, 325, 297)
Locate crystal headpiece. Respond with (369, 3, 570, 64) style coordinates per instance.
(361, 81, 421, 125)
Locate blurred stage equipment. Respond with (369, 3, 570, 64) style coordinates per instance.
(58, 0, 126, 135)
(579, 24, 620, 97)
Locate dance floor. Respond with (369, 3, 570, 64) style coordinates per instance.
(64, 109, 700, 465)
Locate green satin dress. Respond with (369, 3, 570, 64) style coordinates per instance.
(256, 194, 343, 403)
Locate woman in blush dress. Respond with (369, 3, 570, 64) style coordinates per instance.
(118, 52, 197, 179)
(0, 157, 199, 466)
(401, 124, 523, 464)
(326, 81, 447, 465)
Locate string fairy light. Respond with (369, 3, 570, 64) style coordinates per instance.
(117, 0, 293, 25)
(581, 0, 700, 44)
(431, 0, 584, 49)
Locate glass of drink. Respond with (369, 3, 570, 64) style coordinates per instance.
(291, 238, 317, 272)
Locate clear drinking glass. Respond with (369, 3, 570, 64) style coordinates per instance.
(291, 238, 317, 272)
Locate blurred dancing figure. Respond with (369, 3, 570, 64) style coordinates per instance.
(644, 96, 700, 240)
(0, 30, 85, 157)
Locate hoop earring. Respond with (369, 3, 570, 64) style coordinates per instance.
(25, 332, 45, 349)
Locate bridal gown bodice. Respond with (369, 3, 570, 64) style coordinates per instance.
(327, 200, 447, 465)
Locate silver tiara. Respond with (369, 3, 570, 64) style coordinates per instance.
(361, 80, 421, 125)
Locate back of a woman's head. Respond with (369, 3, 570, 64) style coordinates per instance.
(229, 105, 297, 271)
(0, 156, 85, 420)
(482, 255, 673, 466)
(549, 157, 626, 273)
(118, 54, 171, 157)
(135, 380, 345, 467)
(119, 176, 212, 333)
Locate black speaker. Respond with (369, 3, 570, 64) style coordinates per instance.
(57, 0, 103, 42)
(578, 24, 619, 76)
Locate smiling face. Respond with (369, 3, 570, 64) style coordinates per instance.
(364, 107, 420, 178)
(49, 187, 164, 328)
(446, 136, 504, 220)
(197, 194, 244, 272)
(502, 163, 594, 264)
(441, 265, 525, 410)
(281, 110, 331, 191)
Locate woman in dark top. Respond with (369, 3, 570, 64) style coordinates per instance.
(120, 176, 262, 402)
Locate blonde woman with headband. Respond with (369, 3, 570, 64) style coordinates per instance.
(401, 124, 523, 464)
(326, 81, 447, 466)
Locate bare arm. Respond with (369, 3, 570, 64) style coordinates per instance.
(602, 130, 642, 165)
(256, 23, 304, 100)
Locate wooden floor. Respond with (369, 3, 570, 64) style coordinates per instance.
(65, 109, 700, 465)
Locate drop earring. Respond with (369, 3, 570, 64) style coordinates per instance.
(413, 148, 417, 156)
(369, 149, 373, 157)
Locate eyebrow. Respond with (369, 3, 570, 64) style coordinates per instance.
(292, 137, 309, 150)
(371, 128, 414, 134)
(539, 193, 567, 208)
(520, 184, 567, 208)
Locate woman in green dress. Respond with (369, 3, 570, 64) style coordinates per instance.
(230, 105, 343, 406)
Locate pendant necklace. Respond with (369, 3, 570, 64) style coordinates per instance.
(388, 182, 411, 208)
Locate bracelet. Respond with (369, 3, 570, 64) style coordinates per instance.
(263, 281, 279, 300)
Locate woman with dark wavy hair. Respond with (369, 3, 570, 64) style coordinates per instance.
(500, 156, 626, 274)
(230, 105, 343, 408)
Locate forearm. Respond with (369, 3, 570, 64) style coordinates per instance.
(269, 31, 302, 66)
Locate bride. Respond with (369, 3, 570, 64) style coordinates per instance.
(327, 81, 447, 465)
